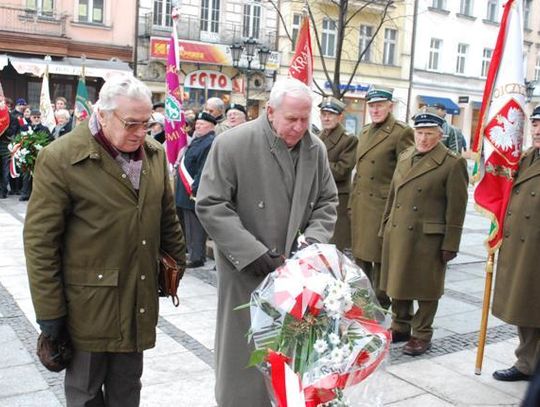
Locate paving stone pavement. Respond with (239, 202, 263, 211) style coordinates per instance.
(0, 185, 530, 406)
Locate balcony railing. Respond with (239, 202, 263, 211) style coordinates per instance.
(0, 4, 67, 37)
(142, 12, 276, 49)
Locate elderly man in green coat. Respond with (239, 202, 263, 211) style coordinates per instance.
(196, 78, 338, 407)
(349, 89, 414, 309)
(492, 105, 540, 382)
(24, 76, 186, 406)
(380, 109, 468, 356)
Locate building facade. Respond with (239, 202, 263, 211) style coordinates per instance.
(275, 0, 413, 134)
(410, 0, 540, 149)
(0, 0, 134, 108)
(136, 0, 279, 119)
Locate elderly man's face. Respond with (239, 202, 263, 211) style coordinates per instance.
(226, 109, 246, 127)
(99, 95, 153, 153)
(30, 114, 41, 125)
(414, 127, 442, 153)
(204, 103, 221, 118)
(368, 101, 392, 124)
(194, 119, 215, 137)
(532, 120, 540, 149)
(320, 111, 342, 131)
(268, 94, 312, 148)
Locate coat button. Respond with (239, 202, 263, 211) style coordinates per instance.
(141, 275, 146, 280)
(525, 214, 531, 219)
(531, 192, 536, 196)
(412, 206, 418, 211)
(121, 174, 127, 179)
(97, 274, 103, 280)
(505, 232, 510, 237)
(142, 240, 146, 245)
(370, 176, 374, 180)
(258, 201, 265, 208)
(396, 203, 401, 208)
(507, 211, 512, 216)
(515, 188, 520, 194)
(142, 169, 147, 175)
(417, 188, 422, 192)
(407, 225, 413, 231)
(139, 308, 145, 314)
(520, 237, 525, 242)
(371, 160, 375, 164)
(369, 193, 373, 197)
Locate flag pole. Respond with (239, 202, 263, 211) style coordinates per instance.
(475, 252, 495, 375)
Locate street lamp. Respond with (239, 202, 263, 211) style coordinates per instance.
(229, 37, 271, 108)
(525, 79, 536, 103)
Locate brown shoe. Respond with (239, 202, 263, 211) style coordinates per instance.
(403, 337, 431, 356)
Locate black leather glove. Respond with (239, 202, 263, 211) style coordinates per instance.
(243, 251, 284, 277)
(441, 250, 457, 263)
(36, 324, 73, 372)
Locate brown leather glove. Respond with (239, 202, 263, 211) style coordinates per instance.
(441, 250, 457, 263)
(36, 329, 73, 372)
(243, 251, 285, 277)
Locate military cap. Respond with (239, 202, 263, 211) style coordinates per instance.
(431, 102, 447, 111)
(413, 107, 445, 128)
(196, 111, 217, 125)
(366, 88, 393, 104)
(318, 96, 346, 114)
(30, 109, 41, 117)
(530, 105, 540, 120)
(226, 103, 247, 115)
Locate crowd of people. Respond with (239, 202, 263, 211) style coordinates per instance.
(0, 74, 535, 406)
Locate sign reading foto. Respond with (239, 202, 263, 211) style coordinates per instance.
(186, 70, 232, 91)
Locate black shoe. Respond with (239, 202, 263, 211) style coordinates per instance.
(186, 260, 204, 268)
(493, 366, 531, 382)
(19, 196, 29, 201)
(390, 329, 411, 343)
(8, 190, 15, 195)
(0, 193, 6, 199)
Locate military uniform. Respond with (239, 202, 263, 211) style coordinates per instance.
(492, 109, 540, 379)
(319, 97, 358, 250)
(380, 110, 468, 355)
(349, 89, 414, 306)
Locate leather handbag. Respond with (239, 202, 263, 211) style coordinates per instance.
(159, 250, 183, 307)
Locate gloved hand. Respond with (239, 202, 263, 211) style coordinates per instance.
(441, 250, 457, 263)
(36, 325, 73, 372)
(243, 251, 284, 277)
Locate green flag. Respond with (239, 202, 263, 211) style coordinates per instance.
(74, 76, 92, 125)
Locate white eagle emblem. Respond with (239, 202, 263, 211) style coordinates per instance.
(488, 107, 524, 158)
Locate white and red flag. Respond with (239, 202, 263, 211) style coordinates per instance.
(40, 58, 56, 132)
(471, 0, 525, 252)
(288, 15, 313, 86)
(164, 8, 187, 164)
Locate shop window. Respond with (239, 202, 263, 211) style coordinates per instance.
(78, 0, 104, 24)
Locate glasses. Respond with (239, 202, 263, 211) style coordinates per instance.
(112, 110, 152, 130)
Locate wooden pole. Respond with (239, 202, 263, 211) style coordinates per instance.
(475, 252, 495, 375)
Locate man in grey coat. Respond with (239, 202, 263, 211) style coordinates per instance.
(196, 78, 338, 407)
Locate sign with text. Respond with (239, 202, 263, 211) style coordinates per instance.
(185, 70, 232, 91)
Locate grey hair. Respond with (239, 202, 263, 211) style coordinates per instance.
(54, 109, 71, 121)
(95, 75, 152, 112)
(205, 97, 225, 114)
(268, 78, 313, 108)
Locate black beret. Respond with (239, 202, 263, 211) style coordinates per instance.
(226, 103, 247, 115)
(531, 105, 540, 120)
(196, 111, 217, 125)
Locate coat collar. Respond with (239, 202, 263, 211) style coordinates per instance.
(357, 113, 396, 159)
(320, 123, 346, 148)
(515, 147, 540, 186)
(396, 142, 448, 187)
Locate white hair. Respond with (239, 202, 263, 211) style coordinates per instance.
(268, 78, 313, 108)
(54, 109, 71, 121)
(205, 97, 225, 114)
(95, 75, 152, 112)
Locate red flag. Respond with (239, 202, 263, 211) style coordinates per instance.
(164, 9, 188, 164)
(471, 0, 525, 252)
(288, 16, 313, 86)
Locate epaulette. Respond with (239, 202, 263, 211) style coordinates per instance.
(395, 120, 409, 128)
(446, 149, 459, 158)
(398, 146, 415, 161)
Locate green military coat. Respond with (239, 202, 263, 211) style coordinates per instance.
(350, 114, 414, 262)
(24, 122, 185, 353)
(380, 143, 468, 300)
(320, 123, 358, 250)
(196, 115, 338, 407)
(493, 148, 540, 327)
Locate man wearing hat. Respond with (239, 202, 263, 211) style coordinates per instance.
(175, 112, 216, 268)
(431, 103, 465, 154)
(379, 108, 468, 356)
(148, 112, 166, 144)
(319, 96, 358, 251)
(349, 88, 414, 309)
(225, 103, 247, 128)
(491, 105, 540, 381)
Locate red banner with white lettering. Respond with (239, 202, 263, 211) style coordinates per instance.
(288, 16, 313, 86)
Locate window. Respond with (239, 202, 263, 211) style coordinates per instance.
(201, 0, 220, 33)
(535, 54, 540, 82)
(359, 25, 373, 62)
(524, 0, 532, 29)
(486, 0, 498, 22)
(481, 48, 492, 78)
(321, 18, 337, 58)
(432, 0, 445, 9)
(78, 0, 103, 23)
(456, 43, 468, 74)
(460, 0, 473, 16)
(428, 38, 442, 70)
(26, 0, 54, 16)
(291, 13, 302, 48)
(383, 28, 397, 65)
(153, 0, 172, 27)
(243, 0, 261, 39)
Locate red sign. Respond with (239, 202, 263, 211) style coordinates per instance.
(150, 38, 229, 65)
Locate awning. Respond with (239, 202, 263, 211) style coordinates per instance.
(418, 95, 461, 115)
(6, 55, 132, 80)
(0, 55, 8, 70)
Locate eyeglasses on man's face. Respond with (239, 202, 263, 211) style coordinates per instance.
(112, 110, 152, 131)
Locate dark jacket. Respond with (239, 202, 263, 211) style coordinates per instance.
(175, 131, 215, 210)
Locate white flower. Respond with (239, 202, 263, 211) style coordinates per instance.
(35, 144, 43, 151)
(324, 296, 341, 314)
(19, 148, 29, 156)
(341, 345, 351, 358)
(330, 347, 344, 363)
(313, 339, 328, 354)
(328, 332, 340, 346)
(7, 143, 15, 152)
